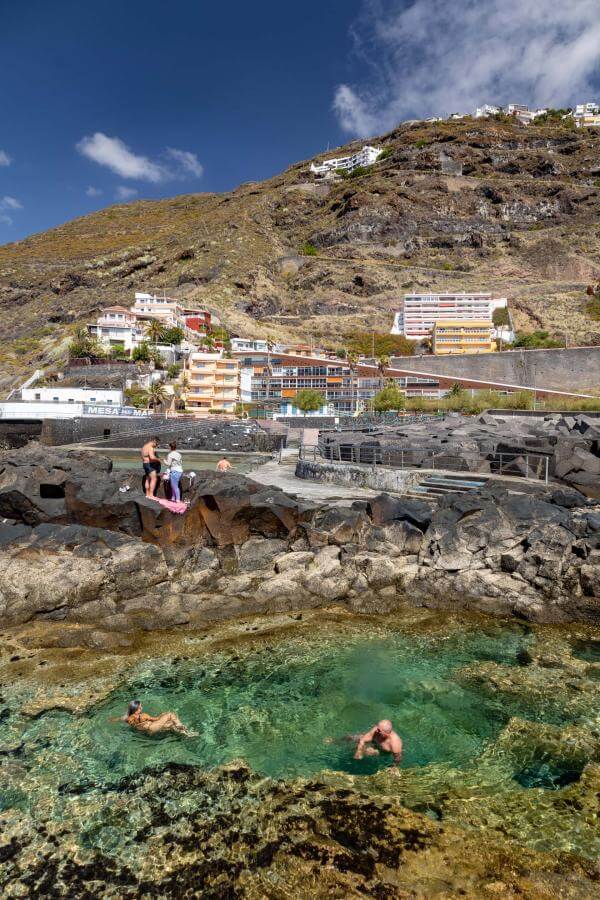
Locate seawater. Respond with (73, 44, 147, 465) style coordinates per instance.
(2, 616, 599, 859)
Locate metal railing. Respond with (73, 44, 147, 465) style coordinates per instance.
(299, 442, 550, 484)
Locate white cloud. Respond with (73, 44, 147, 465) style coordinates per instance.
(166, 147, 204, 178)
(76, 132, 166, 181)
(334, 0, 600, 136)
(115, 185, 138, 201)
(76, 132, 205, 183)
(86, 185, 103, 197)
(1, 196, 23, 210)
(0, 150, 11, 167)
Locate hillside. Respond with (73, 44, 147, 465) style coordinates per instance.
(1, 117, 600, 388)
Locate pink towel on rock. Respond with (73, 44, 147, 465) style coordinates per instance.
(154, 497, 189, 515)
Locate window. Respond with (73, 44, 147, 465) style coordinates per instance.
(34, 393, 40, 400)
(53, 397, 59, 402)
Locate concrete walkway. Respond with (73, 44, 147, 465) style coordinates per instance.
(248, 449, 379, 502)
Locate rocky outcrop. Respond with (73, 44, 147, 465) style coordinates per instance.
(320, 413, 600, 498)
(0, 446, 597, 644)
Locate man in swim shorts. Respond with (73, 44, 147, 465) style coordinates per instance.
(123, 700, 195, 736)
(141, 437, 161, 498)
(353, 719, 403, 768)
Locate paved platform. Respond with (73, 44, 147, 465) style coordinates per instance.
(248, 450, 379, 502)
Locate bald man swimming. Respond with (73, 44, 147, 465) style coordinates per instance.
(353, 719, 403, 768)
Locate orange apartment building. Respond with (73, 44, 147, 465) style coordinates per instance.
(432, 320, 494, 355)
(184, 352, 240, 415)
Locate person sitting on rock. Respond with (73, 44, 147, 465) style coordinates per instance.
(353, 719, 403, 768)
(216, 456, 232, 472)
(141, 437, 161, 498)
(123, 699, 195, 736)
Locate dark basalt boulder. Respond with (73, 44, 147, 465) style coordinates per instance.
(366, 494, 433, 531)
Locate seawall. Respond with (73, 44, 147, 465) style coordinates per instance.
(390, 347, 600, 393)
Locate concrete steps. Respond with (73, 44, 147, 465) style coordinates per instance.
(406, 473, 488, 501)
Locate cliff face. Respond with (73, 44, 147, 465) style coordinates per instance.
(1, 118, 600, 386)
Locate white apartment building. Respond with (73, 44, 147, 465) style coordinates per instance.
(88, 306, 145, 351)
(310, 145, 380, 177)
(391, 293, 508, 340)
(229, 338, 270, 353)
(22, 387, 123, 405)
(475, 104, 501, 118)
(574, 102, 599, 117)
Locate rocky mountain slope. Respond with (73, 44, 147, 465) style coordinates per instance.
(1, 117, 600, 388)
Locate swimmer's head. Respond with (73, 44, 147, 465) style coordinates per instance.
(377, 719, 393, 734)
(128, 699, 142, 716)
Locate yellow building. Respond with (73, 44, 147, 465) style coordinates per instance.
(185, 352, 240, 415)
(432, 319, 494, 355)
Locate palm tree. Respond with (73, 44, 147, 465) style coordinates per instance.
(144, 318, 166, 345)
(202, 335, 216, 351)
(377, 354, 390, 391)
(147, 382, 168, 411)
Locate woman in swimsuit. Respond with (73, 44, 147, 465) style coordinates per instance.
(123, 699, 195, 736)
(141, 437, 161, 498)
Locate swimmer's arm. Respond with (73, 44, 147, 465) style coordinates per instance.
(354, 727, 376, 759)
(390, 737, 403, 767)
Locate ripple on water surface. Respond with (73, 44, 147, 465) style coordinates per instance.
(17, 621, 532, 785)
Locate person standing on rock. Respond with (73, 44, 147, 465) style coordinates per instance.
(216, 456, 232, 472)
(165, 440, 184, 502)
(141, 437, 161, 498)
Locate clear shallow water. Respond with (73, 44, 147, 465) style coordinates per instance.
(12, 622, 532, 786)
(3, 617, 600, 862)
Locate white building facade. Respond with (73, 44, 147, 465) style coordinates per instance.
(22, 387, 123, 405)
(391, 293, 508, 340)
(310, 145, 380, 177)
(475, 104, 501, 118)
(229, 338, 270, 353)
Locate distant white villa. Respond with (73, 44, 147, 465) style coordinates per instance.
(310, 145, 380, 177)
(574, 101, 600, 128)
(475, 104, 501, 118)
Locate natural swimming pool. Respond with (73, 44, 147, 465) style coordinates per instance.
(3, 612, 598, 869)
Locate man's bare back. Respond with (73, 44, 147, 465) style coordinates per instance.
(353, 719, 403, 768)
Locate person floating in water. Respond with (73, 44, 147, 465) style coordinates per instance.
(123, 700, 195, 736)
(216, 455, 232, 472)
(353, 719, 403, 768)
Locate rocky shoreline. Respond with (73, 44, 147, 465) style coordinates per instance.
(0, 443, 598, 648)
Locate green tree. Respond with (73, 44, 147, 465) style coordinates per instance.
(347, 332, 415, 357)
(513, 330, 562, 349)
(147, 382, 168, 410)
(124, 387, 149, 409)
(109, 343, 128, 360)
(132, 342, 151, 362)
(449, 382, 465, 397)
(144, 319, 166, 344)
(162, 326, 185, 346)
(373, 384, 405, 412)
(202, 335, 217, 351)
(293, 388, 325, 413)
(167, 363, 181, 378)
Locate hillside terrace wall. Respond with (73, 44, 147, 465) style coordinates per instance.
(390, 347, 600, 394)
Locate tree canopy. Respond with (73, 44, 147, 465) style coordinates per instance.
(293, 388, 325, 413)
(372, 384, 406, 412)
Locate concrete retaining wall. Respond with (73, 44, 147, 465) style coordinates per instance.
(295, 458, 420, 493)
(390, 347, 600, 393)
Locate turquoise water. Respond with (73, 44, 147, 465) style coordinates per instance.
(11, 622, 534, 787)
(3, 617, 600, 863)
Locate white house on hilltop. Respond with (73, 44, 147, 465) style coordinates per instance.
(475, 104, 501, 118)
(310, 145, 380, 177)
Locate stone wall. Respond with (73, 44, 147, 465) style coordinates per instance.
(390, 347, 600, 393)
(295, 458, 420, 493)
(41, 416, 168, 446)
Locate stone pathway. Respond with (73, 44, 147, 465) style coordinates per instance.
(248, 449, 379, 502)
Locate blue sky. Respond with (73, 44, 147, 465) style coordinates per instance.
(2, 0, 599, 242)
